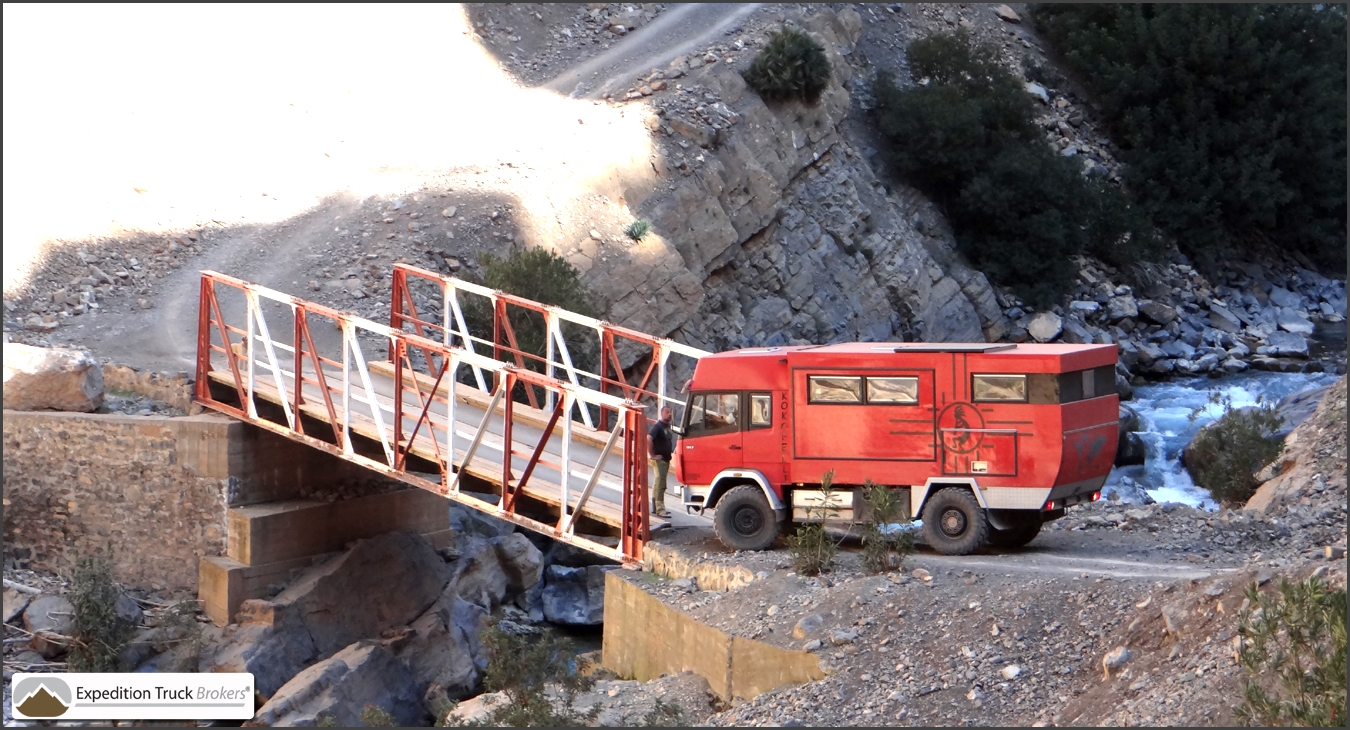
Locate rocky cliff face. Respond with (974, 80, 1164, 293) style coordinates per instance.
(580, 9, 1006, 360)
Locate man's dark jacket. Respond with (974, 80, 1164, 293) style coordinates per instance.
(649, 419, 675, 460)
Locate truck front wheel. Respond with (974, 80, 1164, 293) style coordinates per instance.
(921, 488, 989, 555)
(713, 485, 779, 551)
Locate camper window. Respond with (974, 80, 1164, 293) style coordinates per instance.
(808, 376, 863, 403)
(866, 377, 919, 404)
(972, 374, 1027, 402)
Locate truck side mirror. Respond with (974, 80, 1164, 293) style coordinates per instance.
(672, 426, 684, 436)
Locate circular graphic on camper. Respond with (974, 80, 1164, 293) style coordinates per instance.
(14, 676, 71, 718)
(937, 402, 985, 454)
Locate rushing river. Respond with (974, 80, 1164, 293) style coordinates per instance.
(1105, 369, 1341, 510)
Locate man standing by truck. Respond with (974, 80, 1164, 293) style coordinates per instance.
(649, 406, 676, 518)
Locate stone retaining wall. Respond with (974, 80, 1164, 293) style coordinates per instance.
(602, 570, 822, 701)
(1, 411, 392, 592)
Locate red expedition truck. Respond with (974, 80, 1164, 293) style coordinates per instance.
(673, 342, 1120, 554)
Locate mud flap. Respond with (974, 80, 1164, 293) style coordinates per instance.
(986, 508, 1041, 531)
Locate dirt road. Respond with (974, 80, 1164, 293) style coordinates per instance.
(543, 3, 766, 99)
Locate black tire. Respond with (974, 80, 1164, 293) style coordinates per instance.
(987, 520, 1042, 548)
(921, 488, 989, 555)
(713, 485, 780, 551)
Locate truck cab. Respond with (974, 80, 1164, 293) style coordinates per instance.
(674, 342, 1119, 555)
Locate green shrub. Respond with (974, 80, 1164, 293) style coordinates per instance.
(785, 470, 839, 576)
(1030, 4, 1348, 272)
(859, 481, 914, 574)
(152, 600, 204, 672)
(443, 624, 600, 727)
(67, 554, 134, 673)
(1236, 575, 1347, 727)
(1185, 392, 1284, 506)
(460, 248, 600, 394)
(359, 705, 397, 727)
(872, 31, 1153, 307)
(624, 220, 651, 241)
(743, 26, 832, 104)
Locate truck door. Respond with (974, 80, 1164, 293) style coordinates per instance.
(678, 392, 743, 486)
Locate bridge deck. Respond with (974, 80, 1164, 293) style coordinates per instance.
(207, 358, 667, 532)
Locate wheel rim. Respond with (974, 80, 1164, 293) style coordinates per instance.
(940, 508, 967, 537)
(733, 505, 764, 536)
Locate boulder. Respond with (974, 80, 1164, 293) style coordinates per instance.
(1119, 404, 1142, 433)
(249, 642, 426, 728)
(541, 565, 615, 626)
(452, 538, 509, 611)
(1276, 309, 1315, 335)
(1263, 331, 1309, 358)
(23, 595, 74, 659)
(395, 594, 483, 701)
(206, 600, 319, 698)
(1160, 340, 1196, 360)
(3, 587, 32, 625)
(1138, 301, 1178, 325)
(2, 343, 104, 411)
(1106, 296, 1138, 321)
(447, 691, 508, 725)
(1027, 312, 1063, 342)
(544, 540, 621, 568)
(276, 531, 450, 658)
(1268, 286, 1302, 309)
(1273, 385, 1330, 439)
(207, 532, 451, 698)
(490, 533, 544, 596)
(1115, 432, 1147, 467)
(1207, 305, 1243, 334)
(1059, 318, 1094, 345)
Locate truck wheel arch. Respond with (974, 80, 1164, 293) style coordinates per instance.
(912, 478, 987, 519)
(707, 469, 787, 519)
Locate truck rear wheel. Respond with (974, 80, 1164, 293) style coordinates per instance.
(713, 485, 779, 551)
(988, 520, 1042, 548)
(921, 488, 988, 555)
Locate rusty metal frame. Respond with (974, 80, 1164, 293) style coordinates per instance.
(196, 270, 651, 563)
(389, 263, 708, 432)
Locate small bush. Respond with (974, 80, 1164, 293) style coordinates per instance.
(624, 220, 652, 241)
(785, 470, 840, 576)
(621, 697, 688, 727)
(67, 553, 134, 673)
(1185, 392, 1283, 506)
(152, 599, 204, 672)
(358, 705, 397, 727)
(1236, 575, 1347, 727)
(743, 26, 832, 104)
(859, 481, 914, 574)
(443, 624, 599, 727)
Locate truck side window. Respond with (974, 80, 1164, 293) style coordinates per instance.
(749, 393, 772, 428)
(808, 376, 862, 403)
(972, 374, 1027, 402)
(684, 393, 740, 437)
(866, 377, 919, 404)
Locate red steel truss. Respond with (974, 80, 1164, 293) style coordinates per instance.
(194, 270, 650, 563)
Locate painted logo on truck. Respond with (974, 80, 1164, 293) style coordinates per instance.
(937, 402, 984, 454)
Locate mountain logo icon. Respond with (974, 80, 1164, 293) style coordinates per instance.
(14, 676, 72, 718)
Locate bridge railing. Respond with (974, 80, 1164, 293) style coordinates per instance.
(388, 263, 708, 431)
(195, 270, 649, 563)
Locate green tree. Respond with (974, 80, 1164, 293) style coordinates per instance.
(67, 554, 135, 672)
(1030, 4, 1348, 271)
(460, 248, 600, 395)
(872, 31, 1151, 306)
